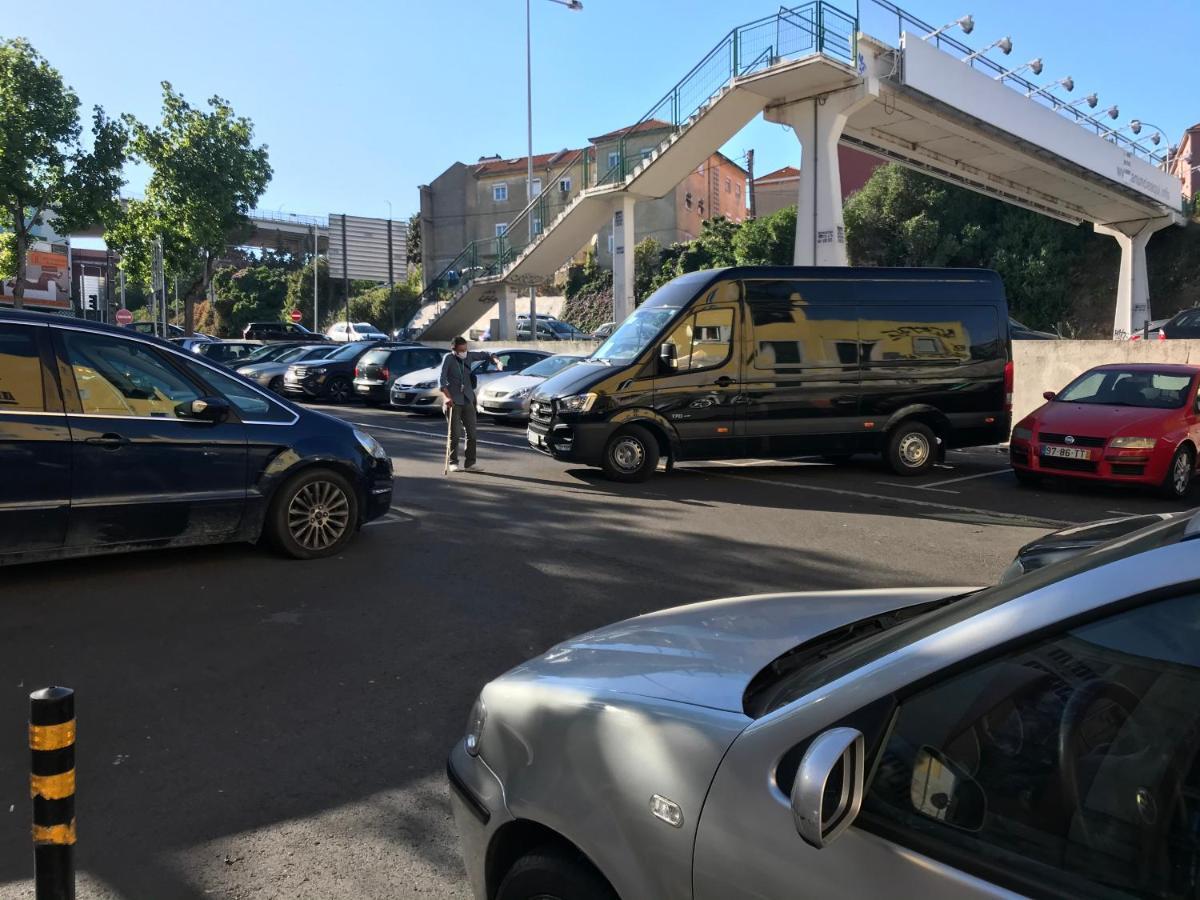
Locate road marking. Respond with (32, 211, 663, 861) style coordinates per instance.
(881, 468, 1014, 494)
(687, 468, 1068, 528)
(875, 481, 960, 495)
(354, 421, 526, 450)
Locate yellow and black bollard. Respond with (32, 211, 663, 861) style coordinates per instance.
(29, 687, 75, 900)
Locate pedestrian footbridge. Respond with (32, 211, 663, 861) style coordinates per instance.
(416, 1, 1182, 342)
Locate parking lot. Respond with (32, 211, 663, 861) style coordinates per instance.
(0, 402, 1192, 899)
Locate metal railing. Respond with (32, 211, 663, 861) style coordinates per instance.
(595, 1, 858, 186)
(248, 209, 329, 228)
(859, 0, 1167, 165)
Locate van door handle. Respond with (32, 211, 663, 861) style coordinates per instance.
(84, 433, 129, 449)
(714, 376, 734, 388)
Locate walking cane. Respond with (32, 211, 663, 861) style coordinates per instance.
(443, 403, 454, 476)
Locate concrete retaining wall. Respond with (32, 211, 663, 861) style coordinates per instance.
(422, 340, 599, 356)
(1013, 340, 1200, 427)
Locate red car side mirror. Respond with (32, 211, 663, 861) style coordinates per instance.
(1043, 391, 1057, 401)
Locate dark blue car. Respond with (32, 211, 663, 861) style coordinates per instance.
(0, 310, 393, 566)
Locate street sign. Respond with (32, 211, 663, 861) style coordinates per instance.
(290, 309, 303, 323)
(115, 308, 133, 326)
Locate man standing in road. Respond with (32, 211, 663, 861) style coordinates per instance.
(440, 336, 502, 473)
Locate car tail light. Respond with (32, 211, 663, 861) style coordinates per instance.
(1004, 360, 1014, 412)
(354, 365, 360, 378)
(1158, 329, 1167, 341)
(380, 368, 389, 381)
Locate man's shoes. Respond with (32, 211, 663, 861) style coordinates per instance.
(464, 463, 484, 473)
(448, 463, 460, 472)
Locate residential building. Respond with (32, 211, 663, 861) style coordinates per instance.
(753, 146, 884, 217)
(418, 148, 589, 286)
(589, 119, 749, 267)
(1168, 124, 1200, 200)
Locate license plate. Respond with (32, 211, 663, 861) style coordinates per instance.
(527, 429, 545, 449)
(355, 384, 372, 393)
(394, 392, 415, 403)
(1042, 445, 1092, 461)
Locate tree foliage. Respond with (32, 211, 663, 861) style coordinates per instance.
(0, 37, 127, 306)
(107, 82, 271, 332)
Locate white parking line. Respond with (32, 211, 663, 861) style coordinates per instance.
(883, 468, 1014, 494)
(354, 421, 526, 450)
(689, 469, 1068, 528)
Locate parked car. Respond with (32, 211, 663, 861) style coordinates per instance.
(528, 266, 1013, 481)
(128, 322, 185, 338)
(1138, 307, 1200, 341)
(476, 354, 586, 422)
(239, 343, 341, 394)
(999, 511, 1186, 583)
(1010, 363, 1200, 499)
(592, 321, 616, 341)
(0, 309, 392, 565)
(281, 340, 382, 403)
(234, 342, 318, 369)
(242, 321, 327, 342)
(450, 510, 1200, 900)
(517, 320, 590, 341)
(194, 340, 264, 366)
(1128, 315, 1172, 341)
(327, 321, 388, 343)
(170, 336, 218, 354)
(1009, 317, 1059, 340)
(389, 348, 551, 415)
(352, 344, 444, 406)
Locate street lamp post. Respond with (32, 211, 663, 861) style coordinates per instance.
(525, 0, 582, 341)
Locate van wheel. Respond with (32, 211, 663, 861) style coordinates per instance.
(886, 421, 937, 476)
(601, 425, 659, 483)
(265, 468, 359, 559)
(1161, 445, 1195, 500)
(496, 847, 617, 900)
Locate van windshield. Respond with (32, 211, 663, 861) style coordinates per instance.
(592, 272, 709, 363)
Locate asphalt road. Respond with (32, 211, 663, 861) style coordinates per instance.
(0, 404, 1191, 899)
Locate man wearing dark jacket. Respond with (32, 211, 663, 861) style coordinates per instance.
(439, 336, 501, 472)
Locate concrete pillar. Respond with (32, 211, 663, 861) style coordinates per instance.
(496, 286, 518, 340)
(1094, 218, 1173, 339)
(767, 82, 877, 266)
(612, 195, 637, 323)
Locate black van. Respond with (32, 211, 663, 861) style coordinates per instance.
(527, 267, 1012, 481)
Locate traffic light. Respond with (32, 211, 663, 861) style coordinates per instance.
(84, 295, 97, 312)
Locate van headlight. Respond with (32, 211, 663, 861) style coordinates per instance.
(557, 392, 597, 413)
(464, 697, 486, 757)
(353, 428, 388, 461)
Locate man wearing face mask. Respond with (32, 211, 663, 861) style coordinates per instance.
(439, 336, 502, 472)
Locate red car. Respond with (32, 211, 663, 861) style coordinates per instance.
(1010, 363, 1200, 499)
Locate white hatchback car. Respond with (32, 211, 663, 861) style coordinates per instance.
(326, 321, 388, 343)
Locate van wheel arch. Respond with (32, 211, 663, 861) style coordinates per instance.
(487, 820, 617, 900)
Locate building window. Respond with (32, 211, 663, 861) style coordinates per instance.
(493, 183, 508, 202)
(607, 233, 614, 254)
(698, 199, 705, 216)
(641, 148, 653, 160)
(532, 217, 543, 235)
(495, 223, 509, 237)
(725, 177, 731, 193)
(735, 184, 741, 198)
(559, 177, 572, 193)
(530, 178, 542, 197)
(607, 151, 620, 169)
(685, 192, 693, 210)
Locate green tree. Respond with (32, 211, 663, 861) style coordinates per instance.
(0, 37, 127, 307)
(203, 265, 290, 336)
(406, 212, 421, 268)
(108, 82, 271, 333)
(733, 206, 796, 265)
(633, 237, 662, 301)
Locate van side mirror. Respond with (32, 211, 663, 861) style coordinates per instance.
(1043, 390, 1057, 401)
(659, 342, 679, 371)
(176, 396, 230, 423)
(909, 747, 985, 831)
(791, 727, 865, 849)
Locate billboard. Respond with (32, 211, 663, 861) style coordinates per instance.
(327, 214, 408, 283)
(1, 234, 71, 311)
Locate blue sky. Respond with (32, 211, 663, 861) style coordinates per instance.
(3, 0, 1195, 225)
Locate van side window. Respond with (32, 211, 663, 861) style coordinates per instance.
(745, 286, 860, 370)
(859, 306, 1000, 364)
(663, 308, 734, 372)
(0, 324, 46, 411)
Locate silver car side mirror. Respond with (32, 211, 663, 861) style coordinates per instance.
(791, 727, 865, 849)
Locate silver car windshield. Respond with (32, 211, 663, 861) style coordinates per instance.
(746, 514, 1194, 718)
(592, 273, 710, 363)
(519, 356, 583, 378)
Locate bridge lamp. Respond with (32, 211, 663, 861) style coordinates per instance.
(994, 57, 1043, 80)
(1103, 105, 1120, 121)
(962, 36, 1013, 63)
(1027, 75, 1074, 98)
(924, 14, 974, 40)
(1067, 92, 1099, 109)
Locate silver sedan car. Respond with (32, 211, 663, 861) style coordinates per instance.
(476, 354, 585, 422)
(237, 343, 339, 394)
(449, 511, 1200, 900)
(390, 348, 551, 414)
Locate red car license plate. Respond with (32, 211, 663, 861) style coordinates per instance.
(1042, 445, 1092, 461)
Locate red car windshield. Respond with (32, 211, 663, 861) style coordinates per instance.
(1057, 368, 1195, 409)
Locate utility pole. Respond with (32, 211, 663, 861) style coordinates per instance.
(387, 216, 395, 336)
(526, 0, 537, 340)
(747, 149, 757, 219)
(341, 215, 350, 330)
(311, 225, 320, 334)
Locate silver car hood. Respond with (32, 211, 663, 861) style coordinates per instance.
(507, 588, 971, 713)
